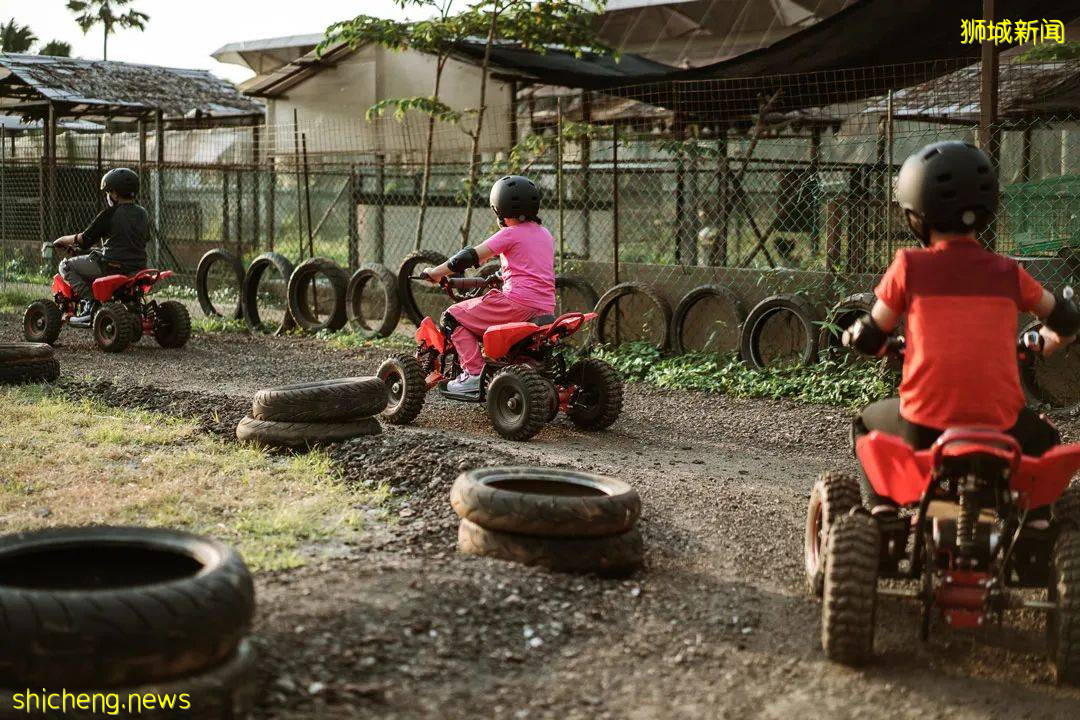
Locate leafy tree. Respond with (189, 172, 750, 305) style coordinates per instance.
(38, 40, 73, 57)
(457, 0, 609, 247)
(66, 0, 149, 60)
(0, 18, 38, 53)
(324, 2, 485, 251)
(1012, 41, 1080, 62)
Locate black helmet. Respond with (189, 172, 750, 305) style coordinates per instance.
(895, 140, 998, 245)
(100, 167, 139, 197)
(489, 175, 540, 223)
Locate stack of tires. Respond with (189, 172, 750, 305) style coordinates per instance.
(0, 343, 60, 384)
(236, 377, 387, 448)
(451, 467, 643, 575)
(0, 527, 256, 719)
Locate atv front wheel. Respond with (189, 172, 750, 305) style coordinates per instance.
(566, 358, 624, 430)
(1049, 528, 1080, 686)
(822, 512, 879, 666)
(93, 302, 133, 353)
(23, 299, 63, 345)
(805, 471, 863, 598)
(378, 353, 426, 425)
(154, 300, 192, 348)
(486, 364, 549, 441)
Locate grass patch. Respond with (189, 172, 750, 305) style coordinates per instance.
(589, 342, 897, 408)
(191, 315, 248, 334)
(0, 385, 379, 571)
(318, 328, 417, 352)
(0, 286, 43, 315)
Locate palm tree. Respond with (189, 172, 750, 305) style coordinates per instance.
(38, 40, 73, 57)
(0, 18, 38, 53)
(66, 0, 149, 60)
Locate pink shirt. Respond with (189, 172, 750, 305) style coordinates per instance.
(485, 222, 555, 314)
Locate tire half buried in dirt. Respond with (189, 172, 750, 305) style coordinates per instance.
(739, 293, 820, 369)
(242, 252, 296, 334)
(195, 248, 244, 320)
(252, 377, 388, 422)
(451, 467, 641, 537)
(236, 415, 382, 447)
(0, 343, 60, 385)
(398, 250, 448, 326)
(346, 263, 402, 338)
(0, 526, 254, 689)
(287, 257, 349, 333)
(458, 518, 642, 576)
(672, 284, 745, 355)
(593, 282, 672, 350)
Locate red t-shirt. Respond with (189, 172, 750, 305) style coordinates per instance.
(875, 238, 1044, 431)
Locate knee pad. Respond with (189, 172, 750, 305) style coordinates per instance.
(440, 310, 460, 336)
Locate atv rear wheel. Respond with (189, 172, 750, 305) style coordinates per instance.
(93, 302, 133, 353)
(1049, 528, 1080, 686)
(23, 300, 62, 345)
(822, 512, 879, 666)
(805, 471, 863, 598)
(154, 300, 192, 348)
(566, 358, 624, 430)
(129, 312, 144, 344)
(378, 353, 426, 425)
(486, 364, 549, 441)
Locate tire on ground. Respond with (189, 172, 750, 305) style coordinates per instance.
(0, 525, 254, 689)
(93, 302, 133, 353)
(805, 471, 863, 598)
(0, 342, 55, 365)
(252, 377, 388, 422)
(346, 263, 402, 338)
(1049, 528, 1080, 686)
(451, 466, 641, 537)
(818, 292, 875, 362)
(377, 353, 427, 425)
(236, 416, 381, 448)
(486, 364, 550, 441)
(242, 252, 296, 335)
(555, 274, 600, 314)
(398, 250, 448, 326)
(1053, 487, 1080, 529)
(566, 357, 624, 430)
(821, 512, 879, 666)
(23, 300, 64, 346)
(740, 294, 820, 369)
(593, 282, 672, 350)
(154, 300, 192, 349)
(129, 313, 144, 344)
(287, 257, 349, 333)
(195, 248, 244, 320)
(0, 359, 60, 385)
(671, 284, 745, 355)
(458, 518, 642, 575)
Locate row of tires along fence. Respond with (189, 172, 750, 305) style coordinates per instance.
(195, 249, 1075, 411)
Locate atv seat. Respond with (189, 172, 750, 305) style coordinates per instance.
(530, 314, 556, 325)
(91, 269, 173, 302)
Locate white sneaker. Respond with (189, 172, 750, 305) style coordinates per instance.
(447, 372, 481, 394)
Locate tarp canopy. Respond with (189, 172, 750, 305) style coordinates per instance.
(450, 42, 673, 90)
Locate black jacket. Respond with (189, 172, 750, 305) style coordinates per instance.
(78, 203, 150, 273)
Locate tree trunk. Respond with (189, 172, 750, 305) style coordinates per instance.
(413, 58, 446, 252)
(459, 3, 500, 249)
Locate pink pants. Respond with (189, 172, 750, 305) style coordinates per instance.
(446, 290, 539, 374)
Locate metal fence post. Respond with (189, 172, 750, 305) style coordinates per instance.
(348, 164, 359, 271)
(222, 170, 230, 247)
(374, 154, 385, 264)
(885, 90, 894, 259)
(252, 125, 260, 254)
(154, 110, 164, 267)
(556, 97, 564, 275)
(612, 123, 620, 346)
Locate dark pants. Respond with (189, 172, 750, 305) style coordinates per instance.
(851, 397, 1060, 509)
(59, 254, 105, 302)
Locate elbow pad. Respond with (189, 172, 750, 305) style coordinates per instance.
(1044, 287, 1080, 338)
(446, 247, 480, 274)
(842, 314, 888, 357)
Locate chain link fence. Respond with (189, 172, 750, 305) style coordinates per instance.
(2, 59, 1078, 368)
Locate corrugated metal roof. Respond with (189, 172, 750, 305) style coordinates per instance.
(0, 53, 262, 119)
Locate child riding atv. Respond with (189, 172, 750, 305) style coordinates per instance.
(844, 140, 1079, 527)
(53, 167, 150, 325)
(419, 175, 555, 395)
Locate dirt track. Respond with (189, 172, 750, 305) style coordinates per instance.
(4, 316, 1080, 720)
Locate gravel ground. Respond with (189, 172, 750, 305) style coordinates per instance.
(4, 313, 1080, 720)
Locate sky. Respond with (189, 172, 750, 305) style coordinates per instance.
(2, 0, 443, 83)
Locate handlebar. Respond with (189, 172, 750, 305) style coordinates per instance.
(409, 273, 502, 302)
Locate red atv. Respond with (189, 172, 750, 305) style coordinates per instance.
(805, 334, 1080, 682)
(377, 274, 623, 440)
(23, 242, 191, 353)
